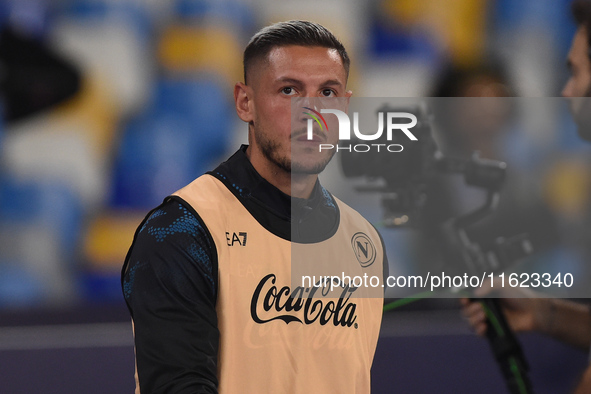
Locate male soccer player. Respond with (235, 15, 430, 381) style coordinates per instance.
(122, 20, 388, 393)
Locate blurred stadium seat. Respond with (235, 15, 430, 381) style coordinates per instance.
(158, 24, 243, 83)
(83, 212, 144, 270)
(51, 0, 154, 117)
(110, 77, 232, 209)
(3, 106, 112, 211)
(80, 211, 145, 302)
(0, 176, 83, 257)
(0, 176, 82, 305)
(174, 0, 256, 33)
(0, 262, 45, 307)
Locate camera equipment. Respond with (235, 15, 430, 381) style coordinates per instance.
(340, 102, 534, 394)
(339, 103, 532, 274)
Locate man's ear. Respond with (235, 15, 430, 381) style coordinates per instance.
(344, 89, 353, 112)
(234, 82, 254, 123)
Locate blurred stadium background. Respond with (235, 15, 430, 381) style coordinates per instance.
(0, 0, 590, 393)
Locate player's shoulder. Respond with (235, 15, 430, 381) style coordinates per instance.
(174, 173, 226, 202)
(123, 195, 216, 277)
(140, 196, 198, 231)
(123, 195, 217, 302)
(129, 195, 213, 253)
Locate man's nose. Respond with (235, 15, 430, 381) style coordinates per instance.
(299, 97, 319, 108)
(297, 98, 321, 118)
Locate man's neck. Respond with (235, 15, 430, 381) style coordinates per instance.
(289, 173, 318, 199)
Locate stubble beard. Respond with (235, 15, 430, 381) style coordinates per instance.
(258, 132, 335, 175)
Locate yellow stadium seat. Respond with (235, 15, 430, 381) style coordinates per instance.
(158, 25, 243, 82)
(83, 211, 145, 270)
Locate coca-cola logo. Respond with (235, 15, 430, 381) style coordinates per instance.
(250, 274, 358, 328)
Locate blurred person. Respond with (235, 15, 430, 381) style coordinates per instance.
(462, 1, 591, 392)
(429, 61, 514, 159)
(417, 61, 560, 283)
(122, 20, 388, 393)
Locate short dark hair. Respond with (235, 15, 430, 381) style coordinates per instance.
(572, 0, 591, 49)
(243, 20, 350, 84)
(430, 60, 514, 97)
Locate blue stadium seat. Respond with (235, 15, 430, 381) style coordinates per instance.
(0, 262, 45, 307)
(153, 77, 232, 150)
(0, 175, 84, 306)
(0, 176, 84, 256)
(369, 17, 439, 62)
(57, 0, 152, 41)
(110, 76, 232, 209)
(174, 0, 256, 33)
(78, 269, 123, 303)
(110, 112, 198, 209)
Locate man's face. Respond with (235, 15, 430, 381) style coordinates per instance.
(563, 27, 591, 98)
(562, 26, 591, 141)
(242, 45, 351, 175)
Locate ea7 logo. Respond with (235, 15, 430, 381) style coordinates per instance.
(351, 232, 376, 268)
(226, 232, 247, 246)
(306, 108, 418, 141)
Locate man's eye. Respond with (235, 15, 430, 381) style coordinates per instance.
(282, 87, 295, 95)
(321, 89, 336, 97)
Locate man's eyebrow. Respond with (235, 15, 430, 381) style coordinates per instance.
(275, 77, 304, 87)
(274, 77, 344, 88)
(321, 79, 344, 87)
